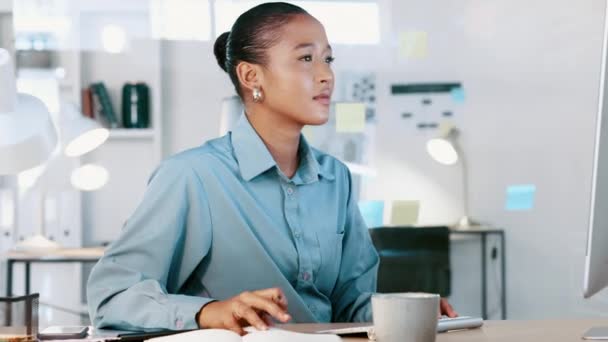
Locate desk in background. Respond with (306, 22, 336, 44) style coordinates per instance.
(374, 226, 506, 320)
(450, 228, 506, 320)
(4, 247, 105, 297)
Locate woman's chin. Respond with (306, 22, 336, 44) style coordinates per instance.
(305, 112, 330, 126)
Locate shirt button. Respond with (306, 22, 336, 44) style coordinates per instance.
(302, 272, 310, 281)
(175, 318, 184, 329)
(286, 187, 294, 195)
(294, 231, 301, 239)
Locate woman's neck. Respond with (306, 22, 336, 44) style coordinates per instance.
(245, 107, 302, 179)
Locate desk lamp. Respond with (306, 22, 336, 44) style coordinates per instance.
(0, 48, 57, 175)
(426, 123, 479, 229)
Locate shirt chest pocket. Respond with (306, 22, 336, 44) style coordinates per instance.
(314, 231, 345, 294)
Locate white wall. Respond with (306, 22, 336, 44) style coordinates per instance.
(0, 0, 11, 13)
(463, 0, 607, 318)
(366, 0, 606, 319)
(160, 40, 232, 154)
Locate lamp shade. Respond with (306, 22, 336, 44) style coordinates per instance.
(71, 164, 109, 191)
(426, 137, 459, 165)
(0, 49, 58, 175)
(426, 123, 460, 165)
(62, 103, 109, 157)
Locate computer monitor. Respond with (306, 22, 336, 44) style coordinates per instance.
(583, 6, 608, 299)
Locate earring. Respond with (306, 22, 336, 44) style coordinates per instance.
(253, 88, 263, 103)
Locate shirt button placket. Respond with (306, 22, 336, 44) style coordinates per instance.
(284, 183, 308, 288)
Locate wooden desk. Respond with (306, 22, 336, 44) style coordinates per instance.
(4, 247, 105, 296)
(281, 320, 608, 341)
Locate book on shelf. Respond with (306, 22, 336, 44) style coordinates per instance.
(90, 82, 118, 128)
(81, 87, 94, 119)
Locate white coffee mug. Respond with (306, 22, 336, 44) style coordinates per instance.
(371, 292, 440, 342)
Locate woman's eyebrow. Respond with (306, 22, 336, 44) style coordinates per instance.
(294, 43, 333, 52)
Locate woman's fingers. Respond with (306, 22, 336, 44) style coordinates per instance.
(261, 312, 275, 326)
(239, 291, 291, 323)
(233, 301, 268, 331)
(440, 298, 458, 318)
(198, 288, 292, 334)
(224, 315, 245, 336)
(254, 288, 288, 309)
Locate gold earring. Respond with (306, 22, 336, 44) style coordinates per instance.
(253, 88, 263, 103)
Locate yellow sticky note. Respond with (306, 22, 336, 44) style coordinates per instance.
(399, 31, 428, 59)
(390, 200, 420, 226)
(336, 103, 366, 133)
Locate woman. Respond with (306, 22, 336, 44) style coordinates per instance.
(87, 2, 456, 335)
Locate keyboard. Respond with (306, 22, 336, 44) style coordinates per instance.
(437, 316, 484, 332)
(315, 316, 484, 337)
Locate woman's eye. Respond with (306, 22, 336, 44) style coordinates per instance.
(299, 55, 334, 64)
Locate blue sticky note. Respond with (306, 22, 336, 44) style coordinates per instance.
(451, 87, 466, 103)
(358, 201, 384, 228)
(505, 185, 536, 211)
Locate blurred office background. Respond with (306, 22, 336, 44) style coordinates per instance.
(0, 0, 605, 328)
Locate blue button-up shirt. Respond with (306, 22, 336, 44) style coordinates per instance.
(87, 114, 379, 331)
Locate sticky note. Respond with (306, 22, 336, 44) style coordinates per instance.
(390, 200, 420, 226)
(451, 87, 466, 103)
(505, 185, 536, 211)
(358, 201, 384, 228)
(336, 103, 366, 133)
(399, 31, 428, 59)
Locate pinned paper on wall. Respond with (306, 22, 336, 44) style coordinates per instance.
(358, 200, 384, 228)
(398, 31, 428, 59)
(336, 102, 366, 133)
(390, 200, 420, 226)
(451, 87, 466, 103)
(505, 185, 536, 211)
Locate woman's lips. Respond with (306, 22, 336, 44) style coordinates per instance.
(313, 95, 331, 105)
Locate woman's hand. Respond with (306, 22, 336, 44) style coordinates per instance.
(197, 287, 291, 335)
(440, 298, 458, 318)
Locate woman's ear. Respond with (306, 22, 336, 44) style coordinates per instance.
(236, 61, 264, 95)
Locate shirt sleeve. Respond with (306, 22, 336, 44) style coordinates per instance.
(330, 168, 379, 323)
(86, 158, 214, 331)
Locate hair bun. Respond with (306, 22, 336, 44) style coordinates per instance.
(214, 31, 230, 73)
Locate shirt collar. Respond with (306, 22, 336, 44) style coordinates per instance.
(231, 114, 276, 182)
(295, 133, 335, 184)
(231, 114, 335, 183)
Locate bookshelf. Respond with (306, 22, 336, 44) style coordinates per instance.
(11, 1, 165, 244)
(72, 6, 164, 244)
(108, 128, 156, 140)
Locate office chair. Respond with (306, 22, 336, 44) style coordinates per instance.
(369, 226, 451, 297)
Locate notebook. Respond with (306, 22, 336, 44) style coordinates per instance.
(145, 327, 340, 342)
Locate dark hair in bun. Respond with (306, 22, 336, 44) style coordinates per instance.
(213, 31, 231, 73)
(212, 2, 308, 98)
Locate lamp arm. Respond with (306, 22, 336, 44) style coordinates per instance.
(453, 140, 470, 218)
